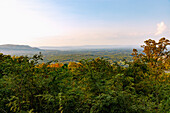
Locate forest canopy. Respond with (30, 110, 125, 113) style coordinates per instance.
(0, 38, 169, 113)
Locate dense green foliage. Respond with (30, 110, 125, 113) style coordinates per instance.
(0, 38, 169, 113)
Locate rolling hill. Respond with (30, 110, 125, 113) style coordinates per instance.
(0, 44, 44, 55)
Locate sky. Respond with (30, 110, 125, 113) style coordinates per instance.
(0, 0, 170, 47)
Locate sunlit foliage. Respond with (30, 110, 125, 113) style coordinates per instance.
(0, 38, 169, 113)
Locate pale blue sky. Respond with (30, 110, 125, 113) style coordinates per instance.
(0, 0, 169, 46)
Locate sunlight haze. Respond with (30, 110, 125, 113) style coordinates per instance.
(0, 0, 170, 47)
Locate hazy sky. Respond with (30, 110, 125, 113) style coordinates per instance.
(0, 0, 170, 47)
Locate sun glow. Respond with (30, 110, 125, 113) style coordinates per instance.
(0, 0, 58, 45)
(0, 0, 169, 47)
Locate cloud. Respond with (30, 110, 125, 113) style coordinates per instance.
(155, 22, 167, 35)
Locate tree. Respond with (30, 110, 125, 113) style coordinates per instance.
(132, 37, 170, 70)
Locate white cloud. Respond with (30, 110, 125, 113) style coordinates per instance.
(155, 22, 167, 35)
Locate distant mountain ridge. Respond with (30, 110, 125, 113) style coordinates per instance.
(0, 44, 142, 51)
(0, 44, 41, 51)
(39, 45, 141, 50)
(0, 44, 43, 55)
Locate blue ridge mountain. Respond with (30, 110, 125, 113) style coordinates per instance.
(0, 44, 44, 55)
(0, 44, 41, 51)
